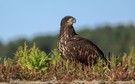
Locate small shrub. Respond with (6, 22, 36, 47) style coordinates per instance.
(0, 58, 13, 82)
(49, 49, 63, 66)
(15, 42, 51, 71)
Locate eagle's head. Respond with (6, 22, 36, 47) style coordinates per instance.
(60, 16, 76, 26)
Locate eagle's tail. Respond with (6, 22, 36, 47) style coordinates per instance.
(99, 50, 111, 68)
(103, 52, 111, 69)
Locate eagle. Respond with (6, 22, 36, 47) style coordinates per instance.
(57, 16, 108, 65)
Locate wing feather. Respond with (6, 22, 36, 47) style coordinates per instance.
(65, 35, 106, 65)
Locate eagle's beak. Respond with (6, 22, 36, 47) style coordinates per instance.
(73, 18, 76, 23)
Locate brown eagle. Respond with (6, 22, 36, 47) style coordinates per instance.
(57, 16, 108, 65)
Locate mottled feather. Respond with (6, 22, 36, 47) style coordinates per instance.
(57, 16, 108, 65)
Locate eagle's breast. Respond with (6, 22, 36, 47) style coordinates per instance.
(58, 31, 71, 59)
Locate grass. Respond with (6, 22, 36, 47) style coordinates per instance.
(0, 42, 135, 82)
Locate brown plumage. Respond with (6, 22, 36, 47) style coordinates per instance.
(57, 16, 108, 65)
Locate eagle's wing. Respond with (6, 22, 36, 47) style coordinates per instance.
(66, 35, 107, 65)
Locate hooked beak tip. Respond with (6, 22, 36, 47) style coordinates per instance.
(73, 18, 76, 23)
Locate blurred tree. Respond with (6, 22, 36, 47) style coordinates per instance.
(0, 23, 135, 60)
(31, 35, 58, 53)
(0, 41, 5, 59)
(4, 38, 29, 59)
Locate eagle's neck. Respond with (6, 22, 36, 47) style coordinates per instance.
(60, 25, 77, 39)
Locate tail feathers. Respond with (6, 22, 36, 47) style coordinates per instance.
(103, 52, 111, 69)
(99, 51, 111, 69)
